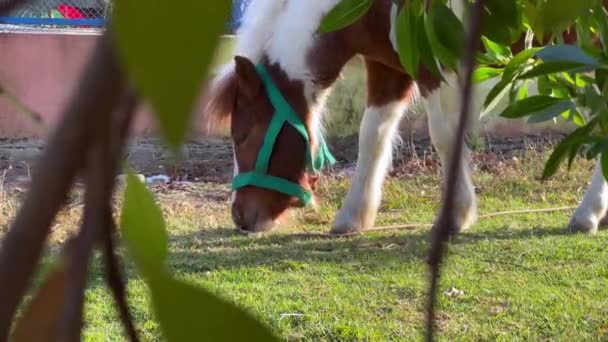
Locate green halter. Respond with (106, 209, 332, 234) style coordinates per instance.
(231, 64, 336, 206)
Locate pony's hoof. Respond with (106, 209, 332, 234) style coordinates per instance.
(330, 222, 365, 236)
(568, 217, 599, 235)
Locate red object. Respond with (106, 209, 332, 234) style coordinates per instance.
(57, 4, 89, 28)
(57, 4, 84, 19)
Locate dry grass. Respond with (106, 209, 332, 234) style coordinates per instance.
(2, 142, 608, 341)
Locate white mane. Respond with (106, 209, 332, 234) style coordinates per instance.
(215, 0, 342, 82)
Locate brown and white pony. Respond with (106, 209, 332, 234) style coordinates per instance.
(202, 0, 607, 235)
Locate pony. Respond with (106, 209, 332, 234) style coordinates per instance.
(202, 0, 608, 235)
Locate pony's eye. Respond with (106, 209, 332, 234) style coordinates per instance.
(232, 129, 249, 145)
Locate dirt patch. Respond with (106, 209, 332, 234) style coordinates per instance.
(0, 133, 565, 186)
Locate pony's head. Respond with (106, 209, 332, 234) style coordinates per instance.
(202, 56, 334, 233)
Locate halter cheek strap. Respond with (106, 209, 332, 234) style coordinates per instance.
(231, 64, 336, 206)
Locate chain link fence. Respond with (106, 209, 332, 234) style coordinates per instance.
(0, 0, 109, 32)
(0, 0, 251, 33)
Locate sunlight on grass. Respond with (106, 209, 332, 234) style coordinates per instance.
(3, 148, 608, 341)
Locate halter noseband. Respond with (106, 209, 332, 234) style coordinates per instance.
(231, 64, 336, 206)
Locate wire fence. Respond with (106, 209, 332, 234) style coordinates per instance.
(0, 0, 251, 33)
(0, 0, 108, 31)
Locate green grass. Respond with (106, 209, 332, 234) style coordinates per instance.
(11, 150, 608, 341)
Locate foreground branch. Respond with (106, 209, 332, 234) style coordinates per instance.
(425, 1, 485, 341)
(58, 91, 137, 341)
(0, 33, 126, 339)
(105, 224, 140, 342)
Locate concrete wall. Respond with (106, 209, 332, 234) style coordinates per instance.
(0, 31, 574, 140)
(0, 31, 164, 139)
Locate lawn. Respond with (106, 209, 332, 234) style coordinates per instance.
(3, 144, 608, 341)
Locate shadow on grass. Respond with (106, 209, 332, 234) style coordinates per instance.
(75, 223, 586, 293)
(155, 224, 576, 274)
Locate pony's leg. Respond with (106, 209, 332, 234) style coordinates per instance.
(423, 73, 478, 231)
(331, 60, 414, 234)
(569, 158, 608, 234)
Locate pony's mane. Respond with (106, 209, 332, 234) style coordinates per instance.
(202, 0, 342, 135)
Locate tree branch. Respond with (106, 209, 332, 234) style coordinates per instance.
(58, 90, 137, 341)
(425, 1, 485, 341)
(105, 223, 140, 342)
(0, 33, 126, 339)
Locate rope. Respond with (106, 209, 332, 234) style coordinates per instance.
(282, 206, 578, 238)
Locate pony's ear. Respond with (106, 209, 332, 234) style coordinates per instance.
(234, 55, 262, 99)
(199, 69, 237, 136)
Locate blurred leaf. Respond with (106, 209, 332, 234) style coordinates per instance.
(481, 0, 523, 45)
(120, 169, 168, 274)
(593, 5, 608, 54)
(112, 0, 231, 147)
(518, 80, 529, 100)
(527, 100, 575, 123)
(149, 271, 279, 341)
(543, 121, 597, 180)
(576, 14, 602, 56)
(527, 0, 598, 38)
(426, 2, 464, 71)
(536, 44, 600, 65)
(11, 261, 67, 342)
(319, 0, 372, 32)
(562, 109, 586, 126)
(501, 95, 564, 118)
(482, 78, 512, 115)
(503, 47, 542, 81)
(601, 152, 608, 181)
(396, 3, 419, 78)
(567, 140, 580, 170)
(481, 37, 512, 64)
(519, 61, 590, 79)
(473, 67, 502, 83)
(542, 137, 570, 180)
(418, 12, 443, 79)
(596, 68, 608, 90)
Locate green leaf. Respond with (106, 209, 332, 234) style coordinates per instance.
(601, 152, 608, 181)
(482, 78, 512, 114)
(542, 121, 597, 180)
(473, 67, 502, 83)
(149, 271, 279, 341)
(418, 12, 443, 79)
(529, 0, 598, 37)
(501, 95, 563, 119)
(396, 3, 419, 78)
(503, 47, 542, 81)
(567, 140, 580, 170)
(120, 169, 168, 274)
(596, 68, 608, 90)
(518, 80, 529, 100)
(593, 5, 608, 55)
(112, 0, 231, 148)
(542, 138, 571, 180)
(318, 0, 372, 33)
(562, 109, 586, 126)
(481, 0, 523, 45)
(536, 45, 600, 65)
(527, 100, 575, 123)
(426, 2, 465, 71)
(481, 37, 512, 63)
(518, 61, 589, 79)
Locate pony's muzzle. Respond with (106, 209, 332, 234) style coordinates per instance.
(231, 199, 277, 233)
